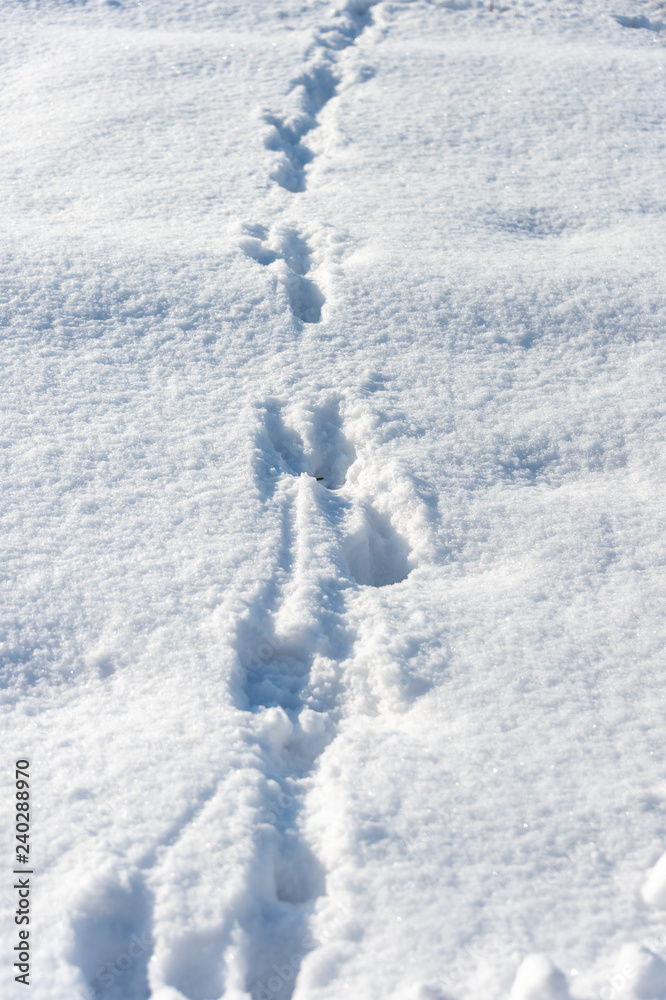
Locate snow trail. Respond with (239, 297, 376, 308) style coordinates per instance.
(226, 395, 419, 998)
(261, 0, 381, 193)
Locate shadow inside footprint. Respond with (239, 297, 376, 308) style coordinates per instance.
(69, 871, 153, 1000)
(285, 273, 325, 324)
(301, 398, 356, 489)
(275, 834, 326, 904)
(294, 63, 338, 112)
(345, 503, 412, 587)
(264, 405, 306, 477)
(239, 237, 280, 267)
(614, 13, 663, 31)
(162, 927, 228, 1000)
(240, 230, 324, 321)
(278, 228, 313, 277)
(270, 153, 311, 194)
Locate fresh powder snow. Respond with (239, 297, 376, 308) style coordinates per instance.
(1, 0, 666, 999)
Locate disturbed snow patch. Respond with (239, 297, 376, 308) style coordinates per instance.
(239, 223, 325, 324)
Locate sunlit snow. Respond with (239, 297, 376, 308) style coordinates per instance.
(2, 0, 666, 998)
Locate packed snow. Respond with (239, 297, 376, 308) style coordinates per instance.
(1, 0, 666, 998)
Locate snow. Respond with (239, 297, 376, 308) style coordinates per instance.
(1, 0, 666, 998)
(509, 955, 572, 1000)
(641, 854, 666, 911)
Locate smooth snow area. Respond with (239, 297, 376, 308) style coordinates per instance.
(1, 0, 666, 998)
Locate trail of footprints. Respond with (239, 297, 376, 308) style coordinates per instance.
(69, 5, 397, 999)
(231, 5, 395, 991)
(231, 398, 412, 999)
(262, 1, 379, 194)
(66, 795, 666, 1000)
(241, 0, 380, 325)
(66, 398, 415, 1000)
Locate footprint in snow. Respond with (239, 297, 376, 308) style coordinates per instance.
(240, 224, 325, 324)
(257, 395, 356, 493)
(257, 397, 413, 587)
(614, 14, 665, 32)
(344, 498, 412, 587)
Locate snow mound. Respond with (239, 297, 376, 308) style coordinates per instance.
(510, 955, 572, 1000)
(641, 853, 666, 909)
(606, 943, 666, 1000)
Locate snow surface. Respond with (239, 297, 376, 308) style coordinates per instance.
(1, 0, 666, 998)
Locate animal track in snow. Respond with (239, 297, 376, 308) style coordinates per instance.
(241, 398, 359, 713)
(249, 390, 424, 641)
(238, 747, 328, 1000)
(256, 397, 411, 589)
(262, 62, 337, 193)
(240, 223, 325, 324)
(344, 498, 412, 587)
(261, 1, 380, 192)
(222, 401, 358, 999)
(614, 13, 665, 32)
(221, 396, 420, 999)
(263, 394, 357, 490)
